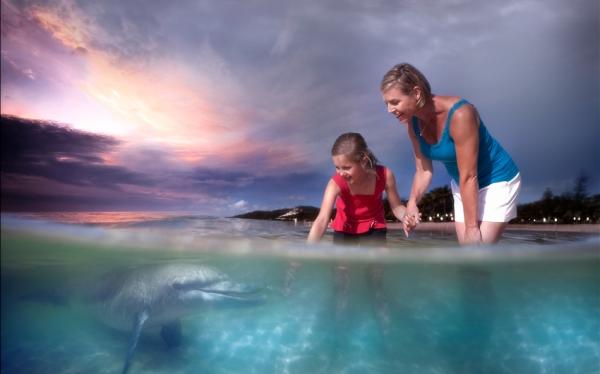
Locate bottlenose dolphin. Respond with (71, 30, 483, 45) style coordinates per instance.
(85, 263, 264, 374)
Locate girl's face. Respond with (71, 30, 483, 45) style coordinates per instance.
(332, 154, 367, 185)
(382, 86, 419, 123)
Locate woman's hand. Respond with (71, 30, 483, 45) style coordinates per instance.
(463, 226, 482, 245)
(402, 202, 421, 236)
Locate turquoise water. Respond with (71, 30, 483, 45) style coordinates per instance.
(1, 214, 599, 373)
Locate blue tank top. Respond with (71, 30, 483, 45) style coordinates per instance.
(411, 98, 519, 188)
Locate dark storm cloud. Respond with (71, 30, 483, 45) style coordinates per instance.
(0, 115, 177, 211)
(0, 189, 168, 212)
(0, 116, 220, 211)
(0, 115, 326, 212)
(1, 115, 153, 188)
(2, 115, 116, 161)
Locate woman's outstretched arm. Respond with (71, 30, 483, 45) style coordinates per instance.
(406, 124, 433, 223)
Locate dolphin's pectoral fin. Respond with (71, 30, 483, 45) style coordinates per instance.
(121, 309, 149, 374)
(160, 319, 182, 349)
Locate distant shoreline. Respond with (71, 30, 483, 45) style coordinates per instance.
(232, 206, 599, 234)
(387, 222, 600, 234)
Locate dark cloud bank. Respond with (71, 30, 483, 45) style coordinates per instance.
(1, 115, 325, 212)
(1, 115, 155, 211)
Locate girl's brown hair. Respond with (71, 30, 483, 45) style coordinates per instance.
(331, 132, 378, 169)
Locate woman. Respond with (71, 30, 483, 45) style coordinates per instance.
(380, 63, 520, 245)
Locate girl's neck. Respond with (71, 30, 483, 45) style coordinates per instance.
(348, 167, 377, 193)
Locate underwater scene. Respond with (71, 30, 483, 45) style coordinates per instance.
(1, 213, 599, 374)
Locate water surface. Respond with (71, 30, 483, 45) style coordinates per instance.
(1, 214, 599, 373)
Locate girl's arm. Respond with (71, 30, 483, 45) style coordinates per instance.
(450, 104, 481, 244)
(307, 179, 340, 243)
(384, 167, 411, 236)
(406, 124, 433, 221)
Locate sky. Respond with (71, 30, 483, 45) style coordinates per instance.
(1, 0, 599, 216)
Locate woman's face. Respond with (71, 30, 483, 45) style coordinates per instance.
(332, 154, 367, 185)
(382, 86, 418, 124)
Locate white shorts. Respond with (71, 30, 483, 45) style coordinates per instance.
(451, 173, 521, 223)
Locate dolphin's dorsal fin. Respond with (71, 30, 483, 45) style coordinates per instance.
(121, 309, 149, 374)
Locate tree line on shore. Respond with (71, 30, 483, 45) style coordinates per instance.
(514, 174, 599, 224)
(235, 174, 599, 224)
(405, 177, 599, 224)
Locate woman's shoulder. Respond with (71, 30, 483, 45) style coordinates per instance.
(450, 101, 478, 122)
(434, 95, 464, 110)
(446, 98, 480, 137)
(435, 96, 475, 121)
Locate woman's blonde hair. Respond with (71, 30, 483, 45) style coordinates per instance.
(331, 132, 378, 169)
(380, 63, 432, 108)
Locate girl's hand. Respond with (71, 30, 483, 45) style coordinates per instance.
(401, 216, 417, 237)
(406, 201, 420, 219)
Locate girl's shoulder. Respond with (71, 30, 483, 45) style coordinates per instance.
(331, 173, 347, 191)
(377, 164, 390, 174)
(375, 165, 389, 189)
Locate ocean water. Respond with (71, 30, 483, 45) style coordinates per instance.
(1, 212, 599, 374)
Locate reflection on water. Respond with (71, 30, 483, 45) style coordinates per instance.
(1, 217, 599, 373)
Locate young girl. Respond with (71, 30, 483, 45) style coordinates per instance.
(307, 132, 412, 244)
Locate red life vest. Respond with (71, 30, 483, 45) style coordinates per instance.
(331, 165, 387, 234)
